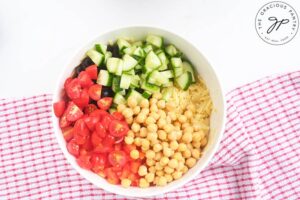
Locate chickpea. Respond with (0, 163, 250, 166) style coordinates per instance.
(138, 165, 148, 176)
(139, 127, 148, 138)
(134, 137, 142, 146)
(150, 112, 160, 121)
(139, 178, 149, 188)
(133, 106, 141, 115)
(182, 132, 193, 143)
(121, 178, 131, 187)
(157, 100, 166, 109)
(174, 121, 181, 128)
(131, 123, 140, 133)
(150, 104, 158, 113)
(163, 147, 173, 157)
(201, 137, 208, 147)
(159, 157, 169, 166)
(153, 143, 162, 152)
(155, 152, 163, 161)
(146, 159, 155, 166)
(182, 166, 189, 173)
(156, 170, 164, 177)
(184, 126, 194, 133)
(140, 99, 149, 108)
(122, 108, 134, 118)
(168, 112, 177, 121)
(172, 171, 183, 180)
(192, 131, 204, 142)
(141, 145, 149, 152)
(149, 166, 156, 173)
(125, 136, 134, 144)
(158, 130, 167, 140)
(178, 115, 187, 123)
(141, 108, 150, 115)
(128, 97, 138, 108)
(157, 177, 167, 186)
(183, 149, 191, 158)
(166, 102, 176, 111)
(168, 131, 177, 141)
(163, 124, 174, 133)
(147, 124, 158, 132)
(175, 130, 183, 140)
(149, 98, 158, 105)
(193, 124, 201, 131)
(165, 174, 173, 183)
(130, 149, 139, 159)
(166, 116, 172, 124)
(155, 162, 163, 170)
(192, 142, 201, 148)
(145, 173, 155, 183)
(173, 152, 183, 161)
(145, 150, 155, 159)
(170, 140, 179, 150)
(187, 143, 193, 150)
(187, 104, 195, 113)
(177, 161, 185, 171)
(117, 104, 126, 113)
(126, 117, 133, 124)
(145, 116, 155, 125)
(161, 142, 169, 148)
(164, 166, 175, 174)
(192, 149, 201, 159)
(127, 130, 134, 137)
(147, 132, 158, 141)
(152, 92, 162, 100)
(184, 110, 193, 119)
(157, 110, 166, 119)
(157, 118, 166, 129)
(181, 123, 190, 130)
(186, 157, 197, 168)
(168, 159, 178, 169)
(141, 139, 150, 148)
(135, 113, 146, 124)
(178, 143, 187, 152)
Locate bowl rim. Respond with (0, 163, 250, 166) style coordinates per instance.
(52, 25, 226, 198)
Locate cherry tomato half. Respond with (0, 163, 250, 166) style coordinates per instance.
(53, 100, 66, 117)
(112, 112, 125, 121)
(66, 78, 82, 99)
(84, 104, 98, 114)
(67, 139, 80, 156)
(65, 101, 83, 122)
(73, 89, 89, 109)
(85, 64, 98, 80)
(78, 71, 93, 88)
(84, 116, 100, 131)
(62, 126, 74, 141)
(59, 112, 71, 128)
(88, 84, 102, 101)
(95, 122, 106, 138)
(91, 153, 107, 173)
(97, 97, 113, 111)
(109, 120, 129, 137)
(77, 154, 92, 169)
(108, 150, 127, 167)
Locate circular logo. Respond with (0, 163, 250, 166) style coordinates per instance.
(255, 1, 299, 45)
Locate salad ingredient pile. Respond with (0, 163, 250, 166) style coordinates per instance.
(53, 35, 212, 188)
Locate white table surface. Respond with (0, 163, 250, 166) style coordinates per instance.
(0, 0, 299, 98)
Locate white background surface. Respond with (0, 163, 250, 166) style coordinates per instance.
(0, 0, 299, 98)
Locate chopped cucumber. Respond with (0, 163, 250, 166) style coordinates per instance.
(106, 57, 121, 73)
(171, 57, 183, 68)
(123, 54, 138, 71)
(125, 69, 135, 75)
(142, 91, 152, 99)
(160, 70, 174, 78)
(162, 80, 173, 87)
(146, 35, 163, 48)
(145, 51, 161, 73)
(143, 44, 153, 54)
(162, 87, 173, 101)
(173, 67, 184, 77)
(132, 41, 143, 47)
(95, 44, 107, 54)
(135, 64, 142, 70)
(122, 46, 136, 55)
(115, 60, 123, 76)
(112, 76, 122, 93)
(113, 92, 126, 105)
(141, 80, 160, 93)
(147, 70, 169, 86)
(182, 61, 195, 83)
(175, 72, 192, 90)
(126, 89, 145, 104)
(157, 52, 169, 71)
(120, 74, 132, 89)
(97, 70, 113, 86)
(117, 38, 131, 50)
(130, 75, 140, 88)
(86, 49, 104, 66)
(104, 52, 112, 64)
(165, 45, 179, 57)
(133, 47, 146, 58)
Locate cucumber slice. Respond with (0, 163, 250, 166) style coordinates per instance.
(147, 70, 169, 86)
(182, 61, 195, 83)
(113, 92, 126, 105)
(115, 60, 123, 76)
(123, 54, 138, 71)
(120, 74, 132, 89)
(95, 44, 107, 54)
(173, 67, 184, 77)
(112, 76, 122, 93)
(130, 75, 140, 88)
(142, 91, 152, 99)
(123, 46, 136, 55)
(175, 72, 192, 90)
(160, 70, 174, 78)
(117, 38, 131, 50)
(146, 35, 163, 48)
(171, 57, 183, 68)
(125, 69, 135, 75)
(162, 80, 173, 87)
(107, 58, 121, 74)
(133, 47, 146, 58)
(141, 80, 160, 93)
(126, 89, 145, 104)
(132, 41, 143, 47)
(165, 45, 178, 57)
(86, 49, 104, 66)
(135, 64, 142, 70)
(143, 44, 153, 54)
(162, 87, 173, 101)
(104, 52, 112, 64)
(97, 70, 113, 86)
(157, 52, 169, 71)
(145, 51, 161, 72)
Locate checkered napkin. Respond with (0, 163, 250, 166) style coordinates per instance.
(0, 71, 299, 200)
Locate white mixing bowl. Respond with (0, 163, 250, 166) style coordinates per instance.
(52, 26, 226, 198)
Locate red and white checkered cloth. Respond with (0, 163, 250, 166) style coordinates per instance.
(1, 71, 299, 200)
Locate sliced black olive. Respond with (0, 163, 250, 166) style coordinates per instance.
(135, 88, 144, 94)
(101, 86, 115, 98)
(107, 44, 121, 58)
(73, 57, 94, 78)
